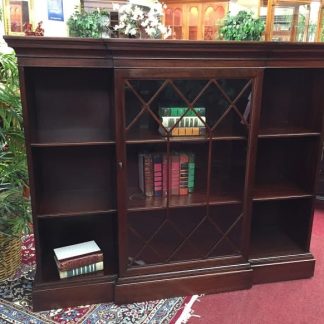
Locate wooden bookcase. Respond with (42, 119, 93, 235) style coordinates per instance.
(6, 37, 324, 311)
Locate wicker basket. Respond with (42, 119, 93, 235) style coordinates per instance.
(0, 233, 21, 280)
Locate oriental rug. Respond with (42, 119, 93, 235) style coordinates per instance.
(0, 235, 190, 324)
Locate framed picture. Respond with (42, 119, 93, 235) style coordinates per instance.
(2, 0, 34, 35)
(47, 0, 64, 21)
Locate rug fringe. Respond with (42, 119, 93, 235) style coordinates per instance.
(175, 295, 199, 324)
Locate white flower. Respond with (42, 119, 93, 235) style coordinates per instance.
(112, 3, 120, 11)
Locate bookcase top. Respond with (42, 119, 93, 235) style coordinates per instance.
(5, 36, 324, 68)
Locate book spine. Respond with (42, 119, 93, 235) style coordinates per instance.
(159, 107, 206, 117)
(162, 153, 168, 197)
(179, 153, 189, 196)
(153, 153, 163, 197)
(138, 153, 145, 194)
(138, 153, 154, 197)
(144, 153, 154, 197)
(59, 261, 104, 279)
(188, 153, 195, 193)
(161, 116, 206, 137)
(56, 252, 103, 271)
(170, 153, 180, 195)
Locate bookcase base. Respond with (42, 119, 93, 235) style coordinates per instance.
(32, 275, 115, 312)
(114, 266, 253, 304)
(250, 253, 315, 284)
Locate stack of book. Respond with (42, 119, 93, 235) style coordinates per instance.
(138, 151, 195, 197)
(54, 240, 104, 279)
(159, 107, 206, 136)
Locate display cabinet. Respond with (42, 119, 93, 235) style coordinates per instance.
(164, 0, 229, 40)
(6, 37, 324, 311)
(261, 0, 311, 41)
(316, 0, 324, 42)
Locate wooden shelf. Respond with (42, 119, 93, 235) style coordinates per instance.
(31, 129, 115, 145)
(127, 189, 242, 211)
(31, 141, 115, 148)
(250, 228, 306, 259)
(259, 127, 320, 138)
(253, 183, 313, 201)
(38, 190, 116, 217)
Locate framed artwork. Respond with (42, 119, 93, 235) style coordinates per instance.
(47, 0, 64, 21)
(2, 0, 34, 35)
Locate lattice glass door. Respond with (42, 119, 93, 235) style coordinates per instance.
(119, 69, 255, 274)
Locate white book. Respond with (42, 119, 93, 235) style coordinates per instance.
(54, 240, 101, 261)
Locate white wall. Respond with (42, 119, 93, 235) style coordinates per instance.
(34, 0, 80, 37)
(0, 0, 80, 38)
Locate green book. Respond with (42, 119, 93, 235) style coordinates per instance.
(159, 107, 206, 117)
(188, 153, 195, 193)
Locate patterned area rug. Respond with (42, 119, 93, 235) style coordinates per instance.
(0, 235, 188, 323)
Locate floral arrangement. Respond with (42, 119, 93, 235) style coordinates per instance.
(113, 1, 171, 39)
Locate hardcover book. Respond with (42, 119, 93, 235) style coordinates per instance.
(158, 108, 207, 137)
(58, 261, 104, 279)
(54, 241, 103, 272)
(138, 153, 154, 197)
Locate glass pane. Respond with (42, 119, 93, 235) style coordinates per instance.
(127, 205, 242, 268)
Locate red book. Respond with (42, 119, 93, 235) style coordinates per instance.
(153, 153, 163, 197)
(55, 251, 104, 271)
(162, 153, 168, 196)
(170, 153, 180, 195)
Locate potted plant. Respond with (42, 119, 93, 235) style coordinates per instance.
(67, 8, 110, 38)
(0, 49, 31, 280)
(220, 11, 265, 41)
(113, 1, 171, 39)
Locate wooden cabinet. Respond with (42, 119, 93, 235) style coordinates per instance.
(6, 37, 324, 311)
(262, 0, 312, 41)
(164, 0, 229, 40)
(316, 1, 324, 42)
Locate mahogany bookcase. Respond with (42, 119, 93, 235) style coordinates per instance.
(6, 37, 324, 311)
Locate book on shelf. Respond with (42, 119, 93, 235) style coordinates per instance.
(138, 153, 154, 197)
(54, 240, 104, 278)
(153, 153, 163, 197)
(138, 151, 195, 197)
(170, 153, 180, 196)
(179, 153, 189, 196)
(58, 261, 104, 279)
(158, 107, 207, 137)
(188, 153, 195, 193)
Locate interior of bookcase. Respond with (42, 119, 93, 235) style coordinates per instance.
(250, 198, 312, 259)
(127, 203, 243, 267)
(25, 67, 114, 144)
(32, 146, 116, 216)
(253, 137, 320, 200)
(37, 214, 117, 283)
(259, 69, 324, 135)
(124, 77, 252, 141)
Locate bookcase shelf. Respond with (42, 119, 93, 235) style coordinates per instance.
(32, 146, 116, 216)
(250, 199, 311, 259)
(25, 67, 115, 145)
(37, 214, 118, 284)
(7, 37, 324, 310)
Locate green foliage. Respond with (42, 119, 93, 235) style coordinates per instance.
(220, 11, 265, 41)
(0, 50, 31, 237)
(67, 8, 110, 38)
